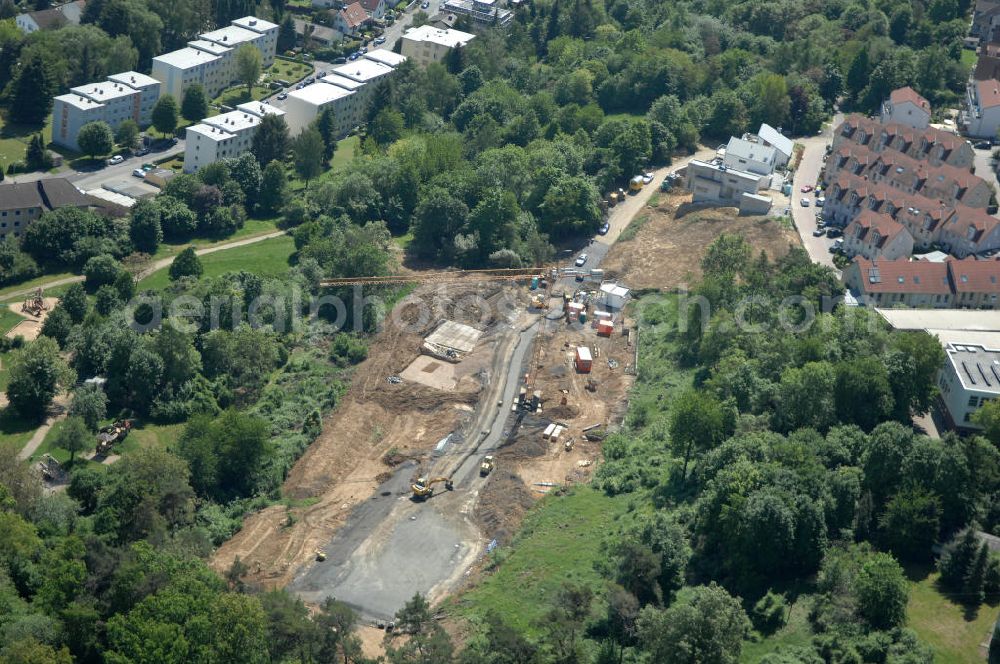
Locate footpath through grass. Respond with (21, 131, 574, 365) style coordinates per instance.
(451, 486, 630, 635)
(138, 234, 296, 291)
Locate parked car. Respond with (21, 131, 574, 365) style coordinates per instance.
(132, 168, 145, 178)
(816, 197, 825, 207)
(348, 52, 360, 61)
(800, 197, 810, 207)
(317, 71, 326, 78)
(975, 141, 991, 149)
(598, 222, 610, 235)
(642, 172, 654, 185)
(296, 83, 304, 89)
(334, 56, 347, 64)
(801, 184, 813, 193)
(831, 239, 844, 252)
(374, 36, 386, 45)
(134, 146, 149, 156)
(812, 228, 826, 237)
(107, 155, 124, 165)
(277, 92, 288, 100)
(827, 227, 842, 238)
(575, 253, 588, 267)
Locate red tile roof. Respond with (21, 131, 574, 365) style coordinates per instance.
(848, 209, 909, 248)
(939, 203, 1000, 243)
(977, 78, 1000, 109)
(948, 257, 1000, 292)
(359, 0, 383, 12)
(340, 2, 369, 28)
(852, 257, 951, 294)
(890, 86, 930, 112)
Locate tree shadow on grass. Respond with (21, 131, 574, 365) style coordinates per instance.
(0, 406, 40, 444)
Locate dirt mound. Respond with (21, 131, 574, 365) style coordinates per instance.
(369, 382, 479, 411)
(474, 471, 534, 545)
(544, 404, 580, 421)
(601, 193, 800, 291)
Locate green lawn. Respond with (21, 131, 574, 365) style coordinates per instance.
(290, 135, 359, 193)
(0, 308, 26, 337)
(212, 60, 314, 109)
(0, 407, 39, 456)
(962, 48, 977, 72)
(32, 417, 185, 465)
(740, 597, 813, 663)
(138, 234, 296, 291)
(150, 219, 281, 260)
(0, 114, 53, 172)
(450, 487, 631, 635)
(0, 272, 77, 303)
(907, 570, 999, 664)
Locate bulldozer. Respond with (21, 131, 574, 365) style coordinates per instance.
(96, 419, 133, 456)
(411, 476, 454, 500)
(479, 455, 494, 476)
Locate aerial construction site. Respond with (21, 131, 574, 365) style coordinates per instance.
(211, 261, 637, 615)
(210, 166, 801, 637)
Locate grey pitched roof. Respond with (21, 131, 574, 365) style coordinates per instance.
(0, 179, 89, 211)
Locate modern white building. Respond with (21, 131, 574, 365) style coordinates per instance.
(152, 16, 278, 102)
(442, 0, 513, 27)
(401, 25, 476, 66)
(283, 83, 359, 137)
(363, 49, 408, 69)
(963, 78, 1000, 139)
(330, 56, 397, 110)
(938, 342, 1000, 429)
(183, 101, 285, 173)
(756, 123, 793, 168)
(51, 71, 163, 151)
(722, 136, 778, 176)
(880, 86, 931, 129)
(685, 159, 767, 210)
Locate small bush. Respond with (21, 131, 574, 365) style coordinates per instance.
(752, 590, 788, 635)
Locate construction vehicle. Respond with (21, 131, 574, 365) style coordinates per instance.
(411, 476, 454, 500)
(96, 419, 132, 455)
(530, 293, 548, 309)
(21, 289, 45, 317)
(315, 549, 327, 562)
(629, 175, 644, 192)
(479, 455, 494, 476)
(608, 191, 619, 207)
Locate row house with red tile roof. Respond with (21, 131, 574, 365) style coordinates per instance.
(842, 210, 914, 261)
(843, 256, 1000, 309)
(824, 143, 991, 209)
(832, 114, 974, 169)
(824, 173, 1000, 257)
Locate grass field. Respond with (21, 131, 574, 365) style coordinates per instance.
(907, 570, 999, 663)
(0, 114, 53, 172)
(740, 597, 813, 663)
(451, 487, 630, 635)
(150, 219, 280, 260)
(33, 417, 185, 464)
(962, 48, 977, 72)
(290, 135, 359, 193)
(138, 234, 296, 291)
(0, 407, 38, 456)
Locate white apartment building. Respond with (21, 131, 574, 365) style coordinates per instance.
(183, 102, 285, 173)
(363, 49, 408, 69)
(938, 342, 1000, 429)
(52, 71, 163, 151)
(152, 16, 278, 102)
(685, 159, 769, 212)
(401, 25, 476, 66)
(152, 47, 226, 101)
(106, 72, 161, 125)
(330, 56, 396, 111)
(284, 83, 358, 137)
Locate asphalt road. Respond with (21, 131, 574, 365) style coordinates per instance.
(791, 115, 841, 270)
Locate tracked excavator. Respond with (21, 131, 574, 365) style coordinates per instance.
(411, 476, 454, 500)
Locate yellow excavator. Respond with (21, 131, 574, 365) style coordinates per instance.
(411, 476, 454, 500)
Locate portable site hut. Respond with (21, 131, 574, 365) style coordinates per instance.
(597, 320, 614, 337)
(575, 346, 592, 373)
(592, 310, 612, 328)
(567, 302, 585, 321)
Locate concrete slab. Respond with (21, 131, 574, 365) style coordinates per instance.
(425, 320, 482, 355)
(400, 355, 458, 390)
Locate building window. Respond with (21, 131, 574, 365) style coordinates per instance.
(969, 395, 979, 407)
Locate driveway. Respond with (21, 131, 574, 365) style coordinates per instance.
(790, 115, 841, 270)
(973, 144, 1000, 196)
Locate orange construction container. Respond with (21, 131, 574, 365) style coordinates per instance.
(575, 346, 593, 373)
(597, 320, 614, 337)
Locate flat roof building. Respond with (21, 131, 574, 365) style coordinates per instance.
(184, 102, 285, 173)
(283, 83, 359, 138)
(401, 25, 475, 66)
(52, 70, 162, 151)
(939, 342, 1000, 429)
